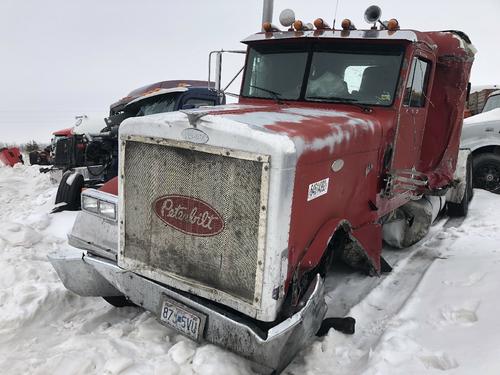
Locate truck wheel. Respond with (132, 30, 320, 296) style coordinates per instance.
(103, 296, 136, 307)
(29, 151, 39, 165)
(54, 171, 84, 211)
(472, 153, 500, 194)
(448, 156, 472, 217)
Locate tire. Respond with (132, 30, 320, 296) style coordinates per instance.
(472, 153, 500, 194)
(54, 171, 84, 211)
(29, 152, 39, 165)
(448, 156, 472, 217)
(103, 296, 136, 308)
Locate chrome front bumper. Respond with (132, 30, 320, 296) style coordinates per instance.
(48, 249, 327, 373)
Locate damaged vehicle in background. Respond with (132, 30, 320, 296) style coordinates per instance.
(29, 127, 73, 167)
(54, 80, 224, 211)
(0, 147, 23, 167)
(49, 2, 476, 374)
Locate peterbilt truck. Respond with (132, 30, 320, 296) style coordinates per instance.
(49, 4, 475, 373)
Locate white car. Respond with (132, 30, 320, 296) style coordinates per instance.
(481, 90, 500, 113)
(461, 101, 500, 193)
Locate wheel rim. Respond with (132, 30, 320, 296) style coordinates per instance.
(474, 162, 500, 193)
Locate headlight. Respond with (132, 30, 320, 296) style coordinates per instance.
(81, 190, 117, 221)
(82, 195, 98, 213)
(99, 200, 116, 220)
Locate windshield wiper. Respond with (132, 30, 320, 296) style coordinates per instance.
(307, 96, 359, 102)
(307, 96, 373, 112)
(250, 85, 284, 104)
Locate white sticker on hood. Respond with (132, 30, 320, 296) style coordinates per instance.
(308, 178, 329, 201)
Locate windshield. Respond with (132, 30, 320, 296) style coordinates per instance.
(241, 41, 404, 106)
(482, 95, 500, 113)
(129, 93, 180, 117)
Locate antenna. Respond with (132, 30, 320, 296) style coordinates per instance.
(333, 0, 341, 30)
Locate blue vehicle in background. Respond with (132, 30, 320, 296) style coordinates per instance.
(54, 80, 224, 211)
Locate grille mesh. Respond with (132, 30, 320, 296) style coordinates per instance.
(123, 140, 263, 302)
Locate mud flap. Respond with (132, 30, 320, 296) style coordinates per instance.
(380, 256, 393, 273)
(316, 317, 356, 336)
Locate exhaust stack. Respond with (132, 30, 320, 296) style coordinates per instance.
(262, 0, 274, 30)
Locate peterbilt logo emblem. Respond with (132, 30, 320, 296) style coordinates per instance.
(181, 128, 209, 144)
(153, 195, 224, 236)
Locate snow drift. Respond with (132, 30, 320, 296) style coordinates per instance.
(1, 164, 500, 374)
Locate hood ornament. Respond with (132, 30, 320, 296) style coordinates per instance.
(180, 110, 210, 128)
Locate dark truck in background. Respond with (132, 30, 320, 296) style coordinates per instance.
(54, 80, 224, 211)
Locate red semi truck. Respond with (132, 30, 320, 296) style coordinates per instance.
(49, 4, 475, 373)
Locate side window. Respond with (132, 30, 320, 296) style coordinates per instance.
(404, 58, 430, 107)
(184, 98, 216, 108)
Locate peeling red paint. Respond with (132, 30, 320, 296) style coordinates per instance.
(231, 31, 474, 290)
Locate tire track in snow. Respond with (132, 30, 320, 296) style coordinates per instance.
(285, 218, 459, 375)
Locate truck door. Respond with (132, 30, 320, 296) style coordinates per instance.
(390, 56, 432, 193)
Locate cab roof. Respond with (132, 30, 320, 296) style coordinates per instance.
(242, 29, 475, 60)
(242, 29, 420, 44)
(110, 80, 215, 112)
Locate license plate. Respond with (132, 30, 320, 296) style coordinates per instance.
(159, 295, 206, 341)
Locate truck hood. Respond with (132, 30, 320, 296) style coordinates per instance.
(463, 108, 500, 127)
(461, 108, 500, 150)
(120, 103, 383, 167)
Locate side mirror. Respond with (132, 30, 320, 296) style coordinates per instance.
(181, 104, 196, 110)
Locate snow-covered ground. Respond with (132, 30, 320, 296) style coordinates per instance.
(1, 164, 499, 375)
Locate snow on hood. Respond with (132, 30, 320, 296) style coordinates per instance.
(121, 103, 382, 158)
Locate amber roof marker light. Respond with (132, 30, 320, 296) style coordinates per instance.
(387, 18, 400, 31)
(293, 20, 313, 31)
(341, 19, 356, 31)
(262, 21, 280, 32)
(314, 18, 331, 30)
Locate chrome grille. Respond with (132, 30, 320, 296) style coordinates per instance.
(122, 140, 266, 303)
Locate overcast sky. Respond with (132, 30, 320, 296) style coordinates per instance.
(1, 0, 498, 143)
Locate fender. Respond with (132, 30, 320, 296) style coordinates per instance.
(461, 136, 500, 153)
(299, 217, 382, 276)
